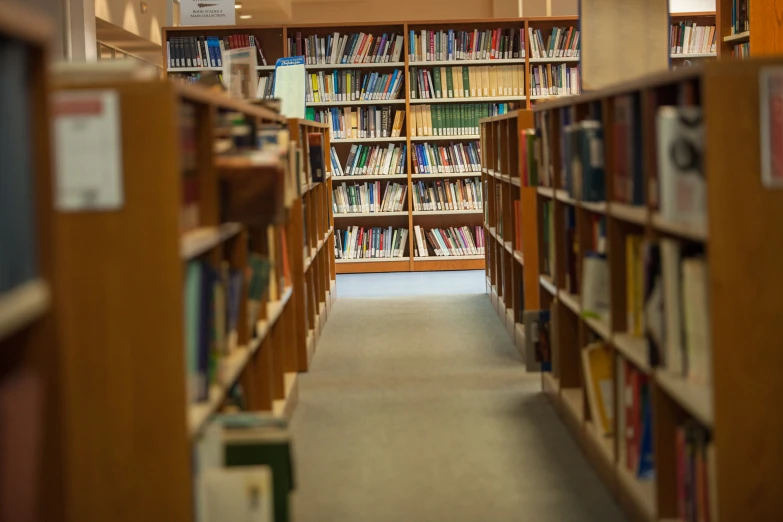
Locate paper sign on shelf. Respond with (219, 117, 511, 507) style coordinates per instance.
(273, 56, 306, 119)
(180, 0, 236, 26)
(53, 90, 123, 212)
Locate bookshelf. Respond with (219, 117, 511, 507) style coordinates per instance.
(669, 12, 718, 66)
(162, 17, 581, 273)
(718, 0, 783, 58)
(0, 4, 56, 520)
(47, 78, 313, 519)
(526, 60, 783, 522)
(287, 119, 337, 371)
(480, 110, 541, 366)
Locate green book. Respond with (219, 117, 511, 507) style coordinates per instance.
(305, 107, 315, 120)
(433, 67, 442, 98)
(358, 146, 369, 173)
(445, 67, 454, 98)
(462, 66, 470, 97)
(436, 105, 444, 136)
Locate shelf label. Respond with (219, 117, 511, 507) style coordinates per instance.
(53, 90, 123, 212)
(760, 67, 783, 188)
(180, 0, 235, 26)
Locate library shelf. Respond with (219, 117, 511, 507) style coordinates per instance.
(559, 289, 580, 315)
(334, 174, 408, 180)
(581, 200, 607, 214)
(335, 256, 410, 263)
(513, 250, 524, 265)
(585, 420, 614, 464)
(555, 189, 576, 205)
(609, 202, 647, 225)
(411, 209, 483, 215)
(655, 369, 713, 427)
(305, 61, 405, 69)
(329, 136, 406, 143)
(612, 333, 650, 373)
(617, 466, 656, 521)
(0, 279, 51, 342)
(411, 172, 482, 178)
(307, 99, 406, 107)
(529, 94, 573, 100)
(335, 257, 412, 274)
(303, 228, 333, 273)
(561, 387, 585, 424)
(414, 255, 484, 261)
(189, 286, 293, 437)
(670, 52, 717, 58)
(180, 222, 243, 259)
(410, 134, 481, 141)
(583, 315, 611, 342)
(651, 213, 707, 241)
(539, 275, 557, 295)
(723, 30, 750, 42)
(168, 67, 222, 72)
(537, 185, 554, 197)
(333, 211, 408, 217)
(408, 58, 526, 66)
(409, 96, 526, 104)
(529, 56, 581, 64)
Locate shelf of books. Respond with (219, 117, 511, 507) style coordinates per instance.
(0, 5, 57, 520)
(669, 12, 718, 68)
(480, 110, 543, 367)
(526, 60, 783, 522)
(48, 76, 311, 520)
(161, 18, 581, 274)
(287, 118, 336, 370)
(718, 0, 749, 58)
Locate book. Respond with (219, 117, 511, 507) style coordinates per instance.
(200, 466, 273, 522)
(613, 94, 643, 205)
(656, 106, 706, 227)
(409, 103, 517, 136)
(582, 342, 614, 436)
(675, 420, 715, 522)
(625, 234, 644, 337)
(581, 252, 610, 322)
(307, 133, 325, 182)
(622, 360, 654, 480)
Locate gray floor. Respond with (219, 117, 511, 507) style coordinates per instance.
(291, 274, 626, 522)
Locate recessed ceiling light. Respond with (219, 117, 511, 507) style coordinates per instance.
(240, 14, 252, 18)
(235, 3, 242, 8)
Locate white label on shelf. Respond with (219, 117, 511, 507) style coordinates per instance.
(180, 0, 235, 26)
(54, 90, 123, 212)
(759, 67, 783, 188)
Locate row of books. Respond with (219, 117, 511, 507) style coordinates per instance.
(733, 42, 750, 59)
(618, 358, 655, 480)
(1, 40, 36, 293)
(408, 28, 525, 62)
(411, 177, 483, 212)
(411, 141, 481, 173)
(167, 35, 268, 68)
(308, 106, 405, 140)
(410, 65, 525, 99)
(335, 226, 409, 259)
(528, 27, 580, 59)
(670, 23, 717, 55)
(675, 421, 715, 522)
(289, 32, 405, 65)
(306, 69, 404, 102)
(413, 225, 485, 257)
(332, 181, 407, 213)
(529, 64, 580, 97)
(256, 73, 275, 100)
(730, 0, 749, 34)
(411, 103, 516, 137)
(334, 143, 407, 176)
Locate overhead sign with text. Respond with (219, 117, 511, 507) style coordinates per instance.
(180, 0, 236, 26)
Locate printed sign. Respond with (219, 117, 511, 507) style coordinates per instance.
(760, 67, 783, 188)
(180, 0, 235, 26)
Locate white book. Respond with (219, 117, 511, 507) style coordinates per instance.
(661, 239, 684, 374)
(683, 257, 710, 385)
(399, 229, 408, 257)
(414, 226, 425, 257)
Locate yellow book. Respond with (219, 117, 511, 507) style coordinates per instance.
(481, 66, 490, 97)
(489, 67, 498, 97)
(397, 110, 406, 137)
(469, 67, 477, 97)
(416, 105, 424, 137)
(311, 74, 319, 102)
(582, 342, 614, 437)
(517, 65, 525, 97)
(345, 70, 351, 100)
(511, 65, 519, 96)
(424, 104, 432, 136)
(440, 66, 448, 98)
(391, 110, 401, 137)
(454, 67, 462, 98)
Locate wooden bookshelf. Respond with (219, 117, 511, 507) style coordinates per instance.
(668, 12, 719, 66)
(161, 17, 581, 273)
(0, 5, 58, 520)
(480, 110, 540, 365)
(287, 119, 336, 371)
(47, 78, 307, 520)
(527, 59, 783, 522)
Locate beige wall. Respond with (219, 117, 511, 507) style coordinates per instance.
(95, 0, 165, 45)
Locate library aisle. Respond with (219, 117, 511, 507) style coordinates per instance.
(291, 273, 627, 522)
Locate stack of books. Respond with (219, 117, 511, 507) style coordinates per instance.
(289, 31, 405, 64)
(167, 34, 267, 68)
(670, 22, 717, 55)
(332, 181, 407, 213)
(529, 63, 580, 96)
(307, 106, 405, 139)
(413, 225, 485, 257)
(528, 26, 580, 59)
(335, 143, 407, 176)
(336, 226, 409, 259)
(408, 28, 525, 62)
(306, 69, 404, 102)
(410, 65, 525, 98)
(412, 178, 482, 211)
(410, 104, 516, 137)
(411, 142, 481, 173)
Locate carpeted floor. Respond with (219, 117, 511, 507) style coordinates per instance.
(291, 294, 627, 522)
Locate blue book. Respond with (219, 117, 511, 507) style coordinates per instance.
(360, 74, 370, 100)
(579, 120, 606, 202)
(388, 70, 398, 99)
(447, 30, 453, 60)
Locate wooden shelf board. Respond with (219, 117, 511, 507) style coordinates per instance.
(513, 249, 524, 265)
(408, 58, 525, 66)
(584, 315, 612, 341)
(411, 171, 482, 178)
(652, 213, 707, 242)
(555, 189, 576, 205)
(536, 186, 554, 198)
(181, 223, 242, 260)
(559, 290, 581, 314)
(561, 387, 585, 423)
(670, 52, 716, 58)
(542, 371, 560, 395)
(188, 286, 293, 437)
(616, 465, 656, 521)
(414, 255, 484, 261)
(168, 65, 276, 72)
(610, 202, 647, 225)
(723, 30, 750, 42)
(306, 61, 405, 69)
(499, 174, 512, 183)
(529, 56, 580, 63)
(307, 99, 405, 107)
(271, 372, 299, 421)
(586, 420, 615, 464)
(539, 274, 557, 295)
(410, 96, 525, 104)
(0, 279, 51, 342)
(530, 94, 575, 100)
(335, 256, 410, 263)
(581, 200, 607, 214)
(504, 241, 513, 254)
(510, 177, 521, 187)
(410, 134, 480, 141)
(412, 209, 482, 215)
(334, 211, 408, 217)
(330, 136, 406, 142)
(334, 174, 408, 181)
(613, 333, 650, 373)
(655, 368, 714, 427)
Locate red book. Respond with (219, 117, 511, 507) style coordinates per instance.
(354, 34, 367, 63)
(430, 31, 435, 60)
(625, 364, 637, 472)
